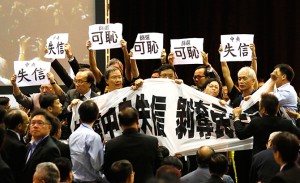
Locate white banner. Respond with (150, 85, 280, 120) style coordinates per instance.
(171, 38, 204, 65)
(14, 61, 51, 87)
(44, 33, 69, 59)
(88, 23, 123, 50)
(220, 34, 254, 62)
(131, 33, 164, 60)
(72, 79, 255, 155)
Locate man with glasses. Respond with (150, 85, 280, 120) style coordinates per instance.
(23, 109, 60, 183)
(11, 72, 65, 111)
(63, 69, 99, 132)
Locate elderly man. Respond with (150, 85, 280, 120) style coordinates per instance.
(33, 162, 60, 183)
(23, 109, 60, 183)
(11, 72, 65, 111)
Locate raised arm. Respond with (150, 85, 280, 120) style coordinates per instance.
(219, 45, 234, 93)
(250, 43, 258, 90)
(64, 43, 80, 75)
(129, 49, 140, 79)
(86, 40, 103, 83)
(18, 35, 30, 61)
(201, 51, 221, 83)
(121, 39, 132, 82)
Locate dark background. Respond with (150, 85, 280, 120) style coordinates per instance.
(108, 0, 300, 93)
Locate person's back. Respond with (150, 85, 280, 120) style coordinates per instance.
(104, 107, 162, 183)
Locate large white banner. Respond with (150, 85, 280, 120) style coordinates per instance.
(72, 79, 254, 155)
(220, 34, 254, 62)
(171, 38, 204, 65)
(88, 23, 123, 50)
(14, 61, 51, 87)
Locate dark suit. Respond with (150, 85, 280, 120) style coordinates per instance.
(270, 163, 300, 183)
(23, 136, 60, 183)
(0, 155, 15, 183)
(249, 148, 280, 183)
(1, 130, 26, 183)
(205, 175, 226, 183)
(234, 116, 300, 155)
(103, 128, 162, 183)
(52, 137, 71, 160)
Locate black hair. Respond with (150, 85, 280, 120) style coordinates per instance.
(53, 157, 72, 182)
(110, 159, 133, 183)
(209, 153, 228, 176)
(161, 156, 183, 170)
(39, 93, 59, 109)
(260, 93, 279, 116)
(118, 107, 139, 127)
(274, 64, 294, 82)
(78, 100, 99, 123)
(4, 109, 26, 130)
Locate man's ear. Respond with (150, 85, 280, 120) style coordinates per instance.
(47, 106, 53, 113)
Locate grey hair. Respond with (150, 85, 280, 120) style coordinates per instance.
(238, 67, 257, 80)
(35, 162, 60, 183)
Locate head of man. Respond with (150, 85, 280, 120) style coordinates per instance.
(193, 65, 209, 89)
(105, 66, 123, 92)
(79, 100, 99, 124)
(272, 132, 299, 166)
(40, 84, 55, 94)
(118, 107, 139, 129)
(73, 69, 95, 95)
(108, 58, 124, 75)
(30, 109, 54, 141)
(237, 67, 256, 92)
(259, 93, 279, 116)
(151, 69, 160, 78)
(33, 162, 60, 183)
(272, 64, 294, 88)
(158, 64, 176, 80)
(0, 96, 10, 111)
(196, 146, 215, 168)
(111, 160, 134, 183)
(50, 117, 61, 140)
(161, 156, 183, 171)
(39, 94, 62, 117)
(266, 131, 282, 149)
(53, 157, 73, 183)
(202, 78, 222, 98)
(209, 153, 229, 177)
(4, 109, 29, 136)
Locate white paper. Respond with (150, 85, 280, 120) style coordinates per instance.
(44, 33, 69, 59)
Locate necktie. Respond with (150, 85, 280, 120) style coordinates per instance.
(26, 142, 37, 163)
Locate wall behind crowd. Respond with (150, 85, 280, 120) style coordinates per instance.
(108, 0, 300, 93)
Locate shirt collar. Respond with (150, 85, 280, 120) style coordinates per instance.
(83, 89, 92, 99)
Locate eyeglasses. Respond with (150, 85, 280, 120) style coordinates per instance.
(30, 120, 51, 126)
(73, 79, 88, 84)
(40, 86, 53, 91)
(193, 75, 206, 80)
(109, 75, 123, 80)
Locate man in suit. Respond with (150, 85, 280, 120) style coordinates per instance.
(233, 93, 300, 155)
(249, 132, 281, 183)
(0, 128, 15, 183)
(103, 107, 162, 183)
(63, 69, 99, 132)
(205, 153, 229, 183)
(270, 132, 300, 183)
(23, 109, 60, 183)
(180, 146, 233, 183)
(1, 109, 28, 183)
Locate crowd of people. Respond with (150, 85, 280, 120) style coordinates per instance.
(0, 37, 300, 183)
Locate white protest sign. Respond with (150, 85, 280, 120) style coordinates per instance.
(72, 79, 255, 155)
(44, 33, 69, 59)
(131, 33, 164, 59)
(14, 61, 51, 87)
(171, 38, 204, 65)
(220, 34, 254, 62)
(89, 23, 123, 50)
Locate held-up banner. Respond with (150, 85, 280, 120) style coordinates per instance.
(131, 33, 164, 60)
(220, 34, 254, 62)
(14, 61, 51, 87)
(171, 38, 204, 65)
(88, 23, 123, 50)
(44, 33, 69, 59)
(72, 79, 253, 156)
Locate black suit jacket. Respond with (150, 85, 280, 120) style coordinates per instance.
(63, 89, 99, 112)
(52, 137, 71, 160)
(0, 155, 15, 183)
(270, 163, 300, 183)
(205, 175, 226, 183)
(1, 130, 27, 183)
(103, 128, 162, 183)
(249, 148, 280, 183)
(23, 136, 60, 183)
(234, 116, 300, 155)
